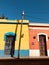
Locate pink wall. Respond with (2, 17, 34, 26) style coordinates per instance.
(29, 26, 49, 50)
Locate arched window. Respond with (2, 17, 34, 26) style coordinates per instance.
(4, 32, 16, 57)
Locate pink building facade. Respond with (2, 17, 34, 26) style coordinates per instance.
(29, 23, 49, 56)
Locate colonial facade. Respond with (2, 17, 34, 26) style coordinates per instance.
(0, 19, 29, 57)
(29, 23, 49, 56)
(0, 19, 49, 57)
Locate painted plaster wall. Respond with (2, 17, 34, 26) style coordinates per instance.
(0, 19, 29, 57)
(29, 26, 49, 56)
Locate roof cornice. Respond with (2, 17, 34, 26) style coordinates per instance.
(29, 23, 49, 26)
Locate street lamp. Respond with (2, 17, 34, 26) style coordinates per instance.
(18, 11, 24, 59)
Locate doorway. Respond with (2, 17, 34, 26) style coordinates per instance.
(4, 35, 15, 57)
(39, 35, 47, 56)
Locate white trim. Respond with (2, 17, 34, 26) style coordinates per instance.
(29, 27, 49, 30)
(37, 33, 48, 41)
(29, 50, 49, 56)
(47, 50, 49, 56)
(29, 50, 40, 56)
(29, 23, 49, 26)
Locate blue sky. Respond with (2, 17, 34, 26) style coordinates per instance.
(0, 0, 49, 23)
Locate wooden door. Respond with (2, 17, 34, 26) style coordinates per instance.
(39, 35, 47, 56)
(4, 35, 15, 57)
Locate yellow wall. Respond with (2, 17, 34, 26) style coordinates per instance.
(0, 19, 29, 50)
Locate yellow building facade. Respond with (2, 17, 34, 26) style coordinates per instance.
(0, 19, 29, 57)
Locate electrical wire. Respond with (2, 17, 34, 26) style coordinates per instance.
(16, 9, 49, 21)
(25, 14, 49, 21)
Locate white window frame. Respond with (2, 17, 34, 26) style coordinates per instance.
(37, 33, 48, 42)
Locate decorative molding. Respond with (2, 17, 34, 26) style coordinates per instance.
(29, 27, 49, 30)
(29, 23, 49, 26)
(37, 33, 48, 41)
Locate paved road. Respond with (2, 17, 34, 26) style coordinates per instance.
(0, 56, 49, 65)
